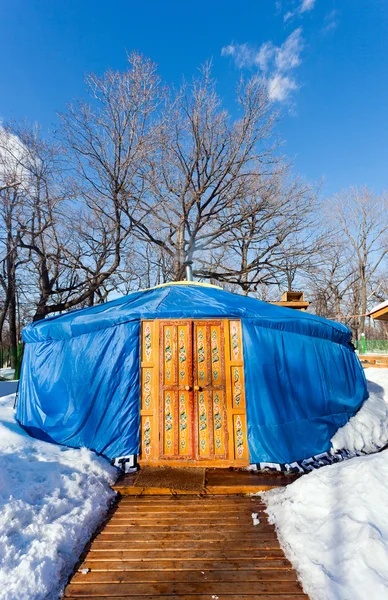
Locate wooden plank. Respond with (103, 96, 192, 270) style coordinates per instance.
(114, 505, 267, 512)
(115, 504, 266, 509)
(116, 501, 267, 508)
(85, 550, 285, 560)
(65, 596, 307, 600)
(79, 559, 293, 571)
(116, 494, 266, 500)
(105, 524, 270, 531)
(91, 541, 280, 551)
(113, 502, 266, 508)
(107, 515, 269, 522)
(96, 533, 276, 542)
(64, 495, 307, 599)
(117, 490, 266, 494)
(104, 514, 267, 522)
(100, 528, 274, 537)
(94, 526, 270, 534)
(93, 538, 279, 545)
(113, 508, 267, 514)
(114, 486, 277, 495)
(64, 581, 305, 595)
(71, 569, 298, 583)
(114, 504, 268, 511)
(105, 513, 269, 520)
(99, 524, 273, 532)
(90, 543, 279, 550)
(113, 469, 298, 495)
(93, 531, 278, 540)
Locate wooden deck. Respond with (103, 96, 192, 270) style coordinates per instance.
(64, 494, 308, 599)
(359, 354, 388, 368)
(113, 468, 300, 496)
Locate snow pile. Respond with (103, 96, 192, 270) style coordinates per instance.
(263, 451, 388, 600)
(263, 369, 388, 600)
(0, 394, 117, 600)
(0, 368, 16, 380)
(331, 369, 388, 454)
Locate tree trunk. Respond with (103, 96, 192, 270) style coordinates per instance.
(174, 222, 186, 281)
(359, 268, 367, 335)
(6, 219, 17, 368)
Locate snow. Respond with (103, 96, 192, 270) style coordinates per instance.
(0, 369, 16, 381)
(0, 394, 117, 600)
(262, 368, 388, 600)
(331, 368, 388, 454)
(369, 299, 388, 315)
(251, 513, 260, 526)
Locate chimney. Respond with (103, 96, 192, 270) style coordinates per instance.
(184, 260, 193, 282)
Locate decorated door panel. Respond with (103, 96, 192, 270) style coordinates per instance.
(140, 318, 249, 466)
(225, 320, 249, 461)
(193, 321, 228, 460)
(159, 321, 194, 459)
(140, 320, 158, 462)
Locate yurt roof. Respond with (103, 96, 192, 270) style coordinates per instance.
(23, 281, 351, 344)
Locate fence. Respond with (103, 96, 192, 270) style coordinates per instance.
(354, 339, 388, 355)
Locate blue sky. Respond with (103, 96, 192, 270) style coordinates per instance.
(0, 0, 387, 195)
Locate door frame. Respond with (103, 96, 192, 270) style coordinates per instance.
(139, 318, 249, 468)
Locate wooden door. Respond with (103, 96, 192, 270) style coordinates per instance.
(159, 321, 194, 459)
(139, 319, 249, 466)
(193, 321, 228, 460)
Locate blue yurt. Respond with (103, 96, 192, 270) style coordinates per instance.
(16, 282, 367, 468)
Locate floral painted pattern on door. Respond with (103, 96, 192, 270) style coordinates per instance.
(140, 318, 248, 465)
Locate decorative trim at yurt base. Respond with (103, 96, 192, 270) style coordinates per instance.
(253, 449, 361, 474)
(112, 450, 361, 476)
(112, 454, 138, 473)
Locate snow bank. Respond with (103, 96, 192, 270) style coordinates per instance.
(263, 450, 388, 600)
(263, 369, 388, 600)
(331, 369, 388, 454)
(0, 394, 117, 600)
(0, 368, 16, 381)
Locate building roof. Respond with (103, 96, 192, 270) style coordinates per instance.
(368, 300, 388, 321)
(23, 281, 351, 344)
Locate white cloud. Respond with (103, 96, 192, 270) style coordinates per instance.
(322, 9, 339, 34)
(275, 28, 303, 71)
(221, 43, 254, 69)
(221, 28, 303, 103)
(267, 74, 297, 102)
(300, 0, 316, 13)
(283, 0, 316, 21)
(255, 42, 275, 71)
(0, 127, 27, 187)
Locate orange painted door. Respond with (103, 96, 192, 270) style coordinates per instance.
(193, 321, 228, 460)
(159, 321, 195, 459)
(140, 318, 248, 465)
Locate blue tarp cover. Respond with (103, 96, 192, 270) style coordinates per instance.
(17, 283, 368, 463)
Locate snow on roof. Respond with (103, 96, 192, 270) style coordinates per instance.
(368, 300, 388, 316)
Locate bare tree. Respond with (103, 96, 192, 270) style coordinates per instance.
(0, 127, 28, 365)
(329, 187, 388, 336)
(306, 239, 357, 321)
(52, 52, 162, 314)
(196, 172, 321, 293)
(131, 64, 280, 281)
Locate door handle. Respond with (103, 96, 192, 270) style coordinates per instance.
(194, 385, 201, 391)
(184, 385, 192, 391)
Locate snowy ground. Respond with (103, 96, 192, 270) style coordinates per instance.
(0, 392, 117, 600)
(0, 368, 16, 381)
(263, 368, 388, 600)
